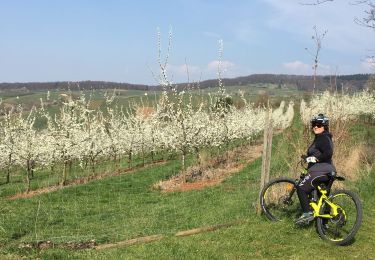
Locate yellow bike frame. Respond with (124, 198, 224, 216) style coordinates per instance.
(309, 185, 341, 219)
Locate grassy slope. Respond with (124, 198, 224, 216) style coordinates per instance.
(0, 121, 373, 259)
(1, 89, 374, 259)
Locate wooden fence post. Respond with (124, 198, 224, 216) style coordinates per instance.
(257, 105, 273, 215)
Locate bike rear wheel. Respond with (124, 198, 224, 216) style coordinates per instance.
(316, 189, 362, 246)
(260, 177, 300, 221)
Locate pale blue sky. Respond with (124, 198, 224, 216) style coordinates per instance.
(1, 0, 374, 84)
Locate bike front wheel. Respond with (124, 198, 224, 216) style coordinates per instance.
(316, 189, 362, 246)
(260, 177, 300, 221)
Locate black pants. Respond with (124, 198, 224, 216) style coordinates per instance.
(296, 163, 335, 212)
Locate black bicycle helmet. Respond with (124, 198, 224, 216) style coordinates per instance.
(311, 113, 329, 127)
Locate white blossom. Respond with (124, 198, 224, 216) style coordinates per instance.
(300, 90, 375, 125)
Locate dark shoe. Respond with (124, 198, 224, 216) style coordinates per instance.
(295, 211, 314, 225)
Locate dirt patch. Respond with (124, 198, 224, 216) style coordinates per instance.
(17, 220, 247, 251)
(154, 142, 263, 192)
(96, 235, 164, 250)
(7, 160, 166, 200)
(136, 106, 155, 119)
(18, 240, 97, 250)
(8, 186, 61, 200)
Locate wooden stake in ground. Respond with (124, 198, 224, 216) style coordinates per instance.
(257, 106, 273, 215)
(95, 235, 164, 250)
(175, 220, 246, 237)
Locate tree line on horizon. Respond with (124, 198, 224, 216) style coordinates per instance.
(0, 73, 372, 93)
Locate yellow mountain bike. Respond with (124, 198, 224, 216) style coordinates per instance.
(259, 160, 362, 246)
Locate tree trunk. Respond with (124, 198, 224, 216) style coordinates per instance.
(26, 159, 31, 193)
(91, 161, 95, 174)
(142, 144, 145, 167)
(224, 123, 229, 164)
(181, 148, 187, 183)
(194, 147, 201, 166)
(30, 160, 35, 179)
(50, 163, 55, 175)
(84, 159, 88, 170)
(113, 152, 119, 170)
(181, 152, 186, 172)
(6, 154, 12, 184)
(128, 150, 133, 169)
(90, 155, 96, 175)
(26, 172, 31, 193)
(69, 160, 73, 173)
(61, 160, 69, 186)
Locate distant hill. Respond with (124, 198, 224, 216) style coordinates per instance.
(0, 81, 149, 92)
(0, 74, 372, 93)
(178, 74, 372, 92)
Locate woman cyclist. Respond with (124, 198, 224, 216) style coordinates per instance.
(295, 114, 336, 225)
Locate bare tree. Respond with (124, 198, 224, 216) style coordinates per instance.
(353, 1, 375, 29)
(301, 0, 375, 29)
(305, 26, 327, 94)
(304, 0, 375, 71)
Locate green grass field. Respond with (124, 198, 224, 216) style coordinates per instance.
(0, 116, 374, 259)
(0, 83, 305, 109)
(0, 87, 374, 259)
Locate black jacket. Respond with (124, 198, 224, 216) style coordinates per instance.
(307, 131, 334, 166)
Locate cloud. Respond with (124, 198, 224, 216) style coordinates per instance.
(283, 60, 311, 74)
(282, 60, 332, 74)
(207, 60, 235, 72)
(164, 63, 203, 83)
(168, 64, 201, 75)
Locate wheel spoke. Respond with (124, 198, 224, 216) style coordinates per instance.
(316, 190, 362, 245)
(260, 179, 299, 221)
